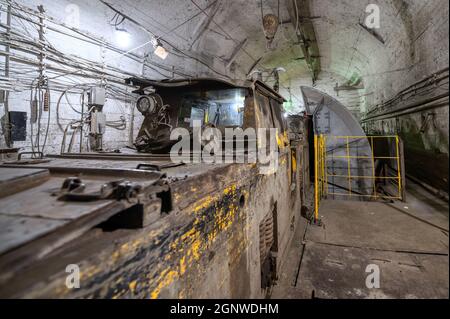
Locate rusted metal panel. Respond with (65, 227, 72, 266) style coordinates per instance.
(0, 167, 50, 198)
(0, 78, 310, 299)
(0, 153, 306, 299)
(0, 215, 66, 256)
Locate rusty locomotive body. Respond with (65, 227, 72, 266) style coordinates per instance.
(0, 78, 311, 298)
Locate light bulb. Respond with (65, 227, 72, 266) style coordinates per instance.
(115, 29, 131, 48)
(154, 45, 169, 60)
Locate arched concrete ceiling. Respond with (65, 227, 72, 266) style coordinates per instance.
(34, 0, 433, 114)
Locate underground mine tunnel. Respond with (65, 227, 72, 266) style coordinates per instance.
(0, 0, 448, 301)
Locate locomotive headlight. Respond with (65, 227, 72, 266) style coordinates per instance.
(136, 95, 157, 115)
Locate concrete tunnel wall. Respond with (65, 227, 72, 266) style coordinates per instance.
(0, 0, 448, 192)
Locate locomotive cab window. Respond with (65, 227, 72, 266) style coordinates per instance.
(178, 88, 247, 130)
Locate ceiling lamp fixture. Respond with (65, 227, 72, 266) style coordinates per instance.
(151, 38, 169, 60)
(154, 44, 169, 60)
(110, 11, 131, 49)
(115, 27, 131, 48)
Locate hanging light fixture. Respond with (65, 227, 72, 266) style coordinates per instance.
(154, 44, 169, 60)
(115, 27, 131, 48)
(150, 37, 169, 60)
(110, 10, 131, 49)
(107, 4, 168, 59)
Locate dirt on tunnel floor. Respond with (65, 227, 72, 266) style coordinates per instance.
(271, 181, 449, 299)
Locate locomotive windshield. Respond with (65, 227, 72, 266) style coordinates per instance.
(178, 88, 247, 129)
(134, 85, 249, 153)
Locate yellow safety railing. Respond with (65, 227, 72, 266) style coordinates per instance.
(314, 135, 403, 222)
(314, 134, 327, 222)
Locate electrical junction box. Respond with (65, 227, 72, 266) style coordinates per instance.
(90, 111, 106, 135)
(89, 87, 106, 107)
(9, 111, 27, 141)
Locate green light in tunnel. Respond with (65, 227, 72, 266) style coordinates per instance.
(283, 100, 294, 112)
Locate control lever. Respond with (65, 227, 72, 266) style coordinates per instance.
(56, 178, 142, 202)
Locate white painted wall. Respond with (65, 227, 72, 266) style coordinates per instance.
(0, 0, 226, 154)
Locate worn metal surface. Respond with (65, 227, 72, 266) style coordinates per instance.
(0, 151, 303, 298)
(0, 79, 308, 299)
(0, 164, 166, 284)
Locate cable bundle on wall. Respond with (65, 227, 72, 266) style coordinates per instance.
(0, 0, 145, 154)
